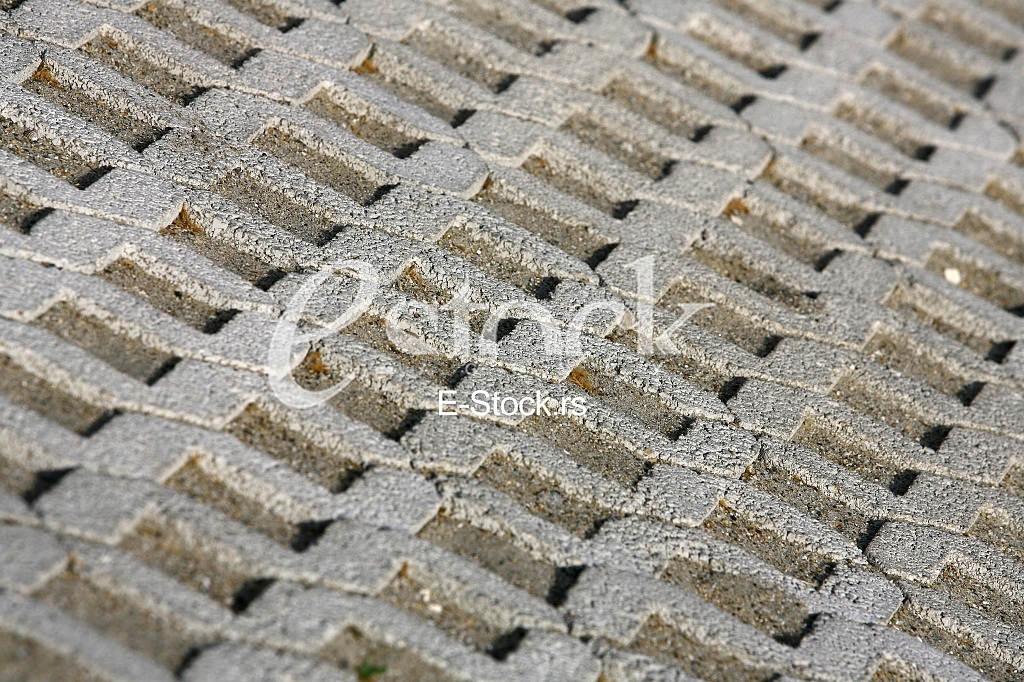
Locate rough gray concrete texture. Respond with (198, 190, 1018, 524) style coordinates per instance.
(1, 0, 1024, 679)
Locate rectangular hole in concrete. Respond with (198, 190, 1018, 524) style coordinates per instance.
(0, 353, 116, 436)
(402, 27, 519, 94)
(136, 1, 260, 68)
(741, 455, 877, 548)
(700, 500, 836, 586)
(437, 222, 555, 298)
(447, 0, 557, 55)
(220, 0, 303, 31)
(517, 413, 648, 489)
(829, 371, 940, 444)
(932, 563, 1024, 633)
(721, 198, 831, 268)
(660, 554, 814, 646)
(685, 20, 788, 78)
(927, 247, 1024, 316)
(792, 413, 910, 489)
(473, 178, 616, 267)
(984, 178, 1024, 219)
(954, 210, 1024, 267)
(889, 599, 1023, 682)
(799, 133, 903, 193)
(160, 207, 288, 291)
(920, 5, 1020, 63)
(522, 154, 636, 219)
(969, 508, 1024, 565)
(884, 282, 1012, 361)
(600, 77, 711, 140)
(631, 614, 780, 682)
(659, 280, 780, 357)
(342, 314, 464, 388)
(418, 513, 560, 603)
(22, 63, 167, 152)
(831, 100, 937, 162)
(355, 57, 472, 128)
(645, 38, 753, 110)
(118, 511, 264, 608)
(163, 454, 328, 550)
(304, 90, 426, 158)
(560, 113, 674, 181)
(80, 33, 207, 106)
(378, 565, 521, 658)
(860, 65, 960, 128)
(0, 115, 111, 189)
(101, 258, 238, 334)
(689, 242, 822, 315)
(250, 126, 391, 207)
(0, 189, 52, 234)
(714, 0, 821, 51)
(35, 565, 209, 671)
(225, 402, 364, 493)
(322, 625, 456, 682)
(212, 170, 339, 246)
(32, 301, 179, 385)
(887, 28, 993, 97)
(761, 159, 880, 232)
(294, 354, 425, 441)
(0, 629, 122, 682)
(566, 362, 693, 440)
(473, 450, 606, 538)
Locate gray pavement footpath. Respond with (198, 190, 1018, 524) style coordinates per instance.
(1, 0, 1024, 679)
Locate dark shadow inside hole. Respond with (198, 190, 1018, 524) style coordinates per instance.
(884, 178, 910, 196)
(451, 109, 476, 128)
(79, 408, 120, 438)
(799, 33, 820, 51)
(612, 199, 639, 220)
(201, 308, 240, 334)
(546, 565, 585, 606)
(145, 356, 181, 386)
(731, 95, 757, 114)
(774, 612, 820, 648)
(383, 408, 427, 442)
(914, 145, 936, 161)
(565, 7, 596, 23)
(535, 276, 561, 300)
(755, 335, 783, 358)
(956, 381, 985, 406)
(254, 268, 288, 292)
(853, 212, 880, 238)
(856, 519, 886, 551)
(986, 340, 1015, 364)
(488, 627, 528, 661)
(690, 125, 713, 143)
(666, 416, 696, 441)
(919, 424, 951, 451)
(973, 76, 996, 100)
(758, 64, 788, 80)
(229, 577, 275, 613)
(718, 377, 748, 403)
(888, 469, 919, 496)
(585, 242, 618, 270)
(22, 467, 75, 505)
(291, 520, 333, 552)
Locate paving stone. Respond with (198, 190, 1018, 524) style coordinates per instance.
(3, 1, 1024, 679)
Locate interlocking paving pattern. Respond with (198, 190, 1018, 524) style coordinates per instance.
(1, 0, 1024, 679)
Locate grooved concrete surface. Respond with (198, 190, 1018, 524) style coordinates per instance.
(1, 0, 1024, 679)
